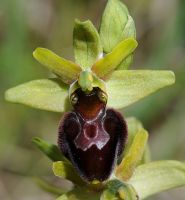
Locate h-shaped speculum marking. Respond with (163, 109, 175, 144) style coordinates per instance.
(74, 121, 110, 151)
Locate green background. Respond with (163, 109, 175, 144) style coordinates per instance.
(0, 0, 184, 199)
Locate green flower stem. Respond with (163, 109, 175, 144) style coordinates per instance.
(34, 177, 68, 196)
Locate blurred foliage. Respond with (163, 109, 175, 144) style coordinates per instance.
(0, 0, 185, 200)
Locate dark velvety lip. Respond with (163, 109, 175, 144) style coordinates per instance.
(58, 88, 127, 182)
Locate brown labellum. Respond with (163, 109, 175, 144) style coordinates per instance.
(58, 87, 127, 182)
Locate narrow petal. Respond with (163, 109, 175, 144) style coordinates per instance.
(33, 48, 82, 84)
(92, 39, 138, 78)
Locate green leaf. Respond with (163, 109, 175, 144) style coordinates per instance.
(5, 78, 70, 112)
(101, 180, 138, 200)
(73, 20, 102, 69)
(106, 70, 175, 109)
(92, 39, 138, 78)
(129, 161, 185, 199)
(34, 177, 68, 195)
(100, 0, 129, 53)
(57, 187, 100, 200)
(116, 129, 148, 181)
(53, 161, 84, 185)
(32, 137, 68, 162)
(33, 48, 81, 84)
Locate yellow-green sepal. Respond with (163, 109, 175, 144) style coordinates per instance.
(106, 70, 175, 109)
(5, 78, 70, 112)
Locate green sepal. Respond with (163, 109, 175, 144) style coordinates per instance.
(5, 70, 175, 112)
(116, 129, 148, 181)
(117, 16, 136, 70)
(100, 0, 136, 69)
(92, 39, 138, 78)
(106, 70, 175, 109)
(129, 161, 185, 199)
(122, 16, 136, 42)
(53, 161, 84, 185)
(73, 19, 102, 69)
(101, 180, 138, 200)
(100, 0, 129, 53)
(34, 177, 69, 196)
(5, 78, 70, 113)
(32, 137, 68, 162)
(33, 48, 82, 84)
